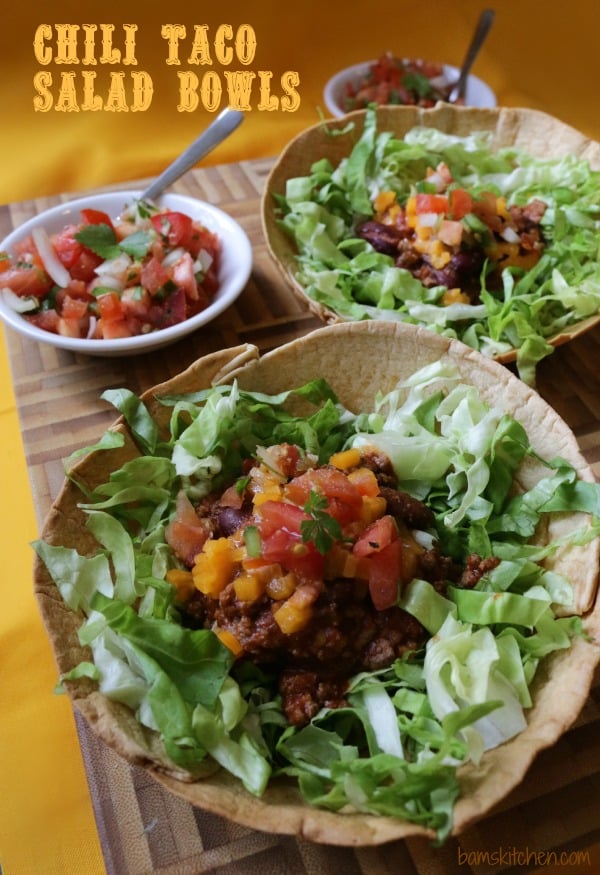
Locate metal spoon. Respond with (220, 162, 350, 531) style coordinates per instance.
(139, 107, 245, 201)
(449, 8, 495, 103)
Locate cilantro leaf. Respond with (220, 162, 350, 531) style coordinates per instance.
(403, 71, 435, 98)
(301, 490, 342, 554)
(75, 223, 120, 259)
(119, 230, 154, 260)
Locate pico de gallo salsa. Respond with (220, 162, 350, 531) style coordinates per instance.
(0, 200, 221, 340)
(341, 54, 458, 113)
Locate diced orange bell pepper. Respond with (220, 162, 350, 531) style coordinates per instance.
(215, 628, 243, 656)
(165, 568, 196, 602)
(193, 537, 239, 597)
(329, 447, 361, 471)
(272, 585, 316, 634)
(233, 572, 266, 602)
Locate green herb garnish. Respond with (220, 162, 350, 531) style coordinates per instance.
(301, 489, 342, 554)
(75, 223, 153, 261)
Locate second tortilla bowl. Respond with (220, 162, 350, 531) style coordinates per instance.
(261, 105, 600, 372)
(33, 320, 600, 845)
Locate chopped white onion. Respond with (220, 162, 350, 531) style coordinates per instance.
(162, 246, 186, 268)
(195, 248, 213, 273)
(500, 226, 520, 243)
(86, 315, 98, 339)
(0, 287, 38, 313)
(417, 212, 439, 227)
(94, 252, 132, 281)
(425, 171, 445, 191)
(31, 226, 71, 288)
(413, 529, 436, 549)
(89, 274, 122, 292)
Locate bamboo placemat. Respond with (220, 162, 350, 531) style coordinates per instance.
(2, 159, 599, 875)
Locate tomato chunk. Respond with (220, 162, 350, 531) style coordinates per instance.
(81, 208, 115, 230)
(97, 291, 124, 321)
(151, 211, 194, 248)
(416, 193, 449, 214)
(353, 514, 398, 558)
(448, 188, 474, 220)
(367, 539, 403, 610)
(286, 467, 363, 525)
(255, 499, 324, 579)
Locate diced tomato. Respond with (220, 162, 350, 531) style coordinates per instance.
(151, 211, 194, 249)
(165, 491, 212, 566)
(471, 191, 502, 232)
(353, 514, 398, 558)
(367, 539, 403, 610)
(64, 279, 92, 301)
(256, 500, 324, 577)
(27, 309, 60, 333)
(260, 528, 324, 579)
(120, 286, 151, 319)
(256, 499, 307, 538)
(188, 224, 221, 261)
(12, 236, 45, 270)
(0, 265, 52, 298)
(96, 291, 124, 321)
(61, 295, 89, 320)
(285, 467, 363, 525)
(448, 188, 474, 220)
(148, 287, 187, 328)
(140, 256, 170, 296)
(80, 208, 115, 230)
(52, 226, 103, 282)
(415, 193, 449, 215)
(51, 226, 83, 270)
(98, 318, 133, 339)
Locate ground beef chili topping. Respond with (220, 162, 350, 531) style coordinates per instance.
(165, 443, 496, 727)
(356, 164, 547, 304)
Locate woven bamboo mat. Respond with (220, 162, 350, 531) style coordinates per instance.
(2, 159, 599, 875)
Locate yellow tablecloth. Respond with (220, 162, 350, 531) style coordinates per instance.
(1, 2, 599, 872)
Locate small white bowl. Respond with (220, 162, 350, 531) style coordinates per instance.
(324, 59, 497, 118)
(0, 191, 252, 357)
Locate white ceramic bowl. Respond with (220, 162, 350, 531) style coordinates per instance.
(324, 59, 497, 118)
(0, 191, 252, 357)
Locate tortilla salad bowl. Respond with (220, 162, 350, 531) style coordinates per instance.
(34, 320, 600, 845)
(262, 105, 600, 380)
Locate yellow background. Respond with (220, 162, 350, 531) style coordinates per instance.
(1, 1, 599, 872)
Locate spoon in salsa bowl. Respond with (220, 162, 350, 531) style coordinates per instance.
(139, 106, 245, 201)
(449, 8, 496, 103)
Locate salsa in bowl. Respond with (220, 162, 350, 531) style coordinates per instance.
(0, 191, 252, 357)
(323, 55, 496, 118)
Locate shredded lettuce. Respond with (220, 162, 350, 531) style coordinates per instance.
(33, 365, 599, 841)
(276, 109, 600, 383)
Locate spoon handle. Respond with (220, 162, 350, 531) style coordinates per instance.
(140, 107, 245, 201)
(451, 8, 495, 102)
